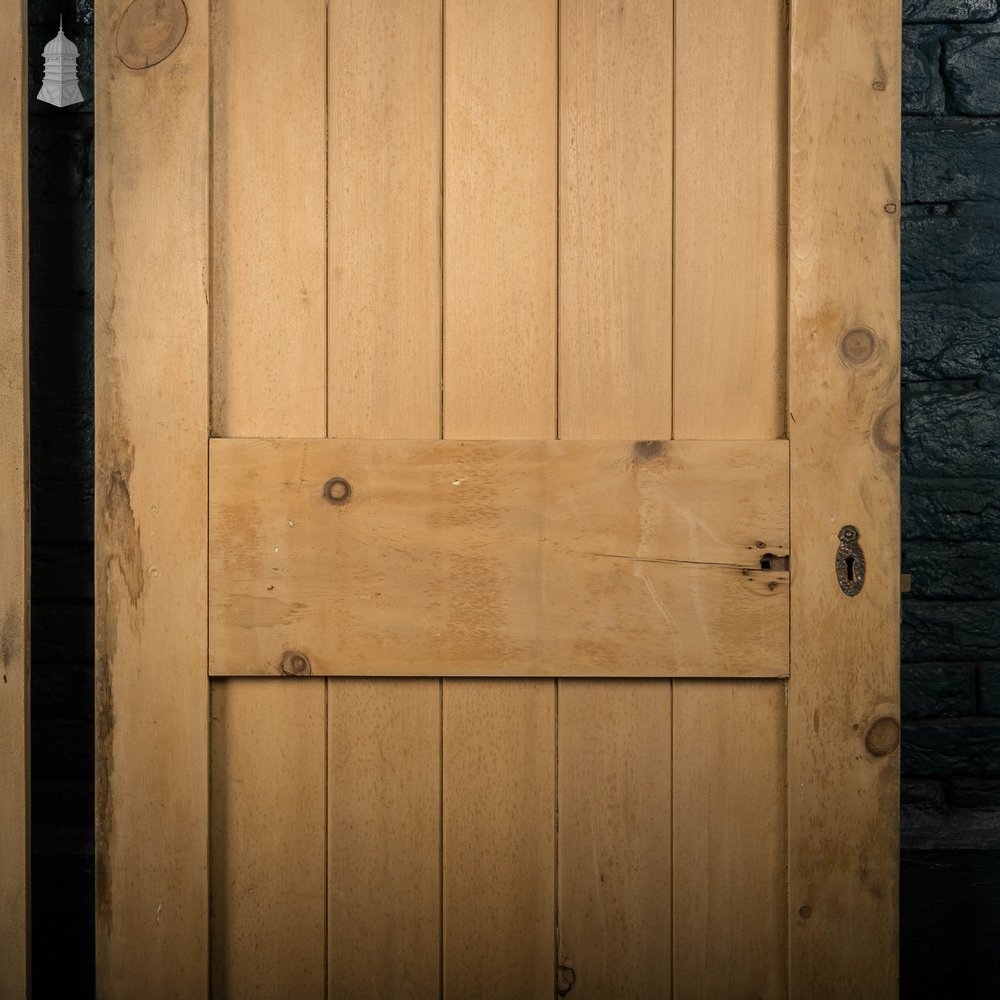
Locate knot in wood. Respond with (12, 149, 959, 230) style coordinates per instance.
(280, 650, 311, 676)
(116, 0, 188, 71)
(323, 476, 352, 505)
(838, 327, 877, 367)
(864, 716, 899, 757)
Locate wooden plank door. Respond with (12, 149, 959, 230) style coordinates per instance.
(1, 1, 29, 995)
(95, 1, 900, 998)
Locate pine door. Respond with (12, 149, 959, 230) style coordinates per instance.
(95, 1, 901, 997)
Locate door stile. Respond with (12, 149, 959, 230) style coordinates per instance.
(95, 1, 211, 996)
(787, 1, 901, 996)
(0, 0, 29, 992)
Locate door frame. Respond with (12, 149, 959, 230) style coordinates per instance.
(94, 0, 901, 996)
(1, 0, 30, 994)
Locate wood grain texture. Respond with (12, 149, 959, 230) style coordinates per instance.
(557, 682, 671, 999)
(328, 0, 442, 440)
(0, 1, 28, 992)
(443, 0, 557, 439)
(443, 681, 555, 998)
(96, 2, 210, 993)
(787, 1, 901, 995)
(210, 681, 326, 999)
(673, 0, 786, 439)
(209, 438, 790, 678)
(327, 681, 440, 998)
(327, 8, 443, 989)
(673, 680, 787, 998)
(559, 0, 672, 440)
(210, 0, 327, 437)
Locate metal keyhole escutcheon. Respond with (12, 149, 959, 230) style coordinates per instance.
(836, 525, 866, 597)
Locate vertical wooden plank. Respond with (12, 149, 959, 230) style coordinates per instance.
(210, 682, 326, 999)
(673, 0, 786, 439)
(673, 681, 787, 998)
(443, 0, 557, 441)
(558, 5, 672, 995)
(327, 681, 440, 998)
(559, 0, 672, 440)
(209, 4, 329, 992)
(326, 4, 443, 995)
(210, 0, 328, 438)
(788, 1, 901, 995)
(443, 681, 555, 998)
(96, 1, 210, 994)
(557, 682, 671, 999)
(443, 3, 557, 995)
(328, 0, 442, 440)
(0, 1, 29, 992)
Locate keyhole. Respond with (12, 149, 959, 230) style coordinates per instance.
(845, 555, 856, 583)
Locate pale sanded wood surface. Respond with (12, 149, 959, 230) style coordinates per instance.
(443, 681, 555, 997)
(96, 2, 210, 994)
(558, 0, 671, 440)
(673, 681, 787, 998)
(210, 682, 326, 999)
(210, 0, 327, 437)
(557, 682, 671, 999)
(443, 0, 557, 439)
(209, 438, 790, 678)
(0, 2, 29, 992)
(208, 9, 330, 985)
(673, 0, 786, 440)
(326, 10, 442, 990)
(787, 2, 901, 995)
(327, 681, 440, 998)
(328, 0, 442, 440)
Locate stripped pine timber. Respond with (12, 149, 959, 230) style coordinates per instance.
(207, 3, 329, 990)
(326, 6, 442, 991)
(673, 0, 786, 440)
(327, 681, 440, 998)
(557, 6, 673, 993)
(558, 0, 672, 440)
(788, 0, 901, 995)
(443, 681, 555, 997)
(673, 681, 787, 998)
(443, 0, 557, 441)
(328, 0, 442, 440)
(0, 1, 29, 992)
(557, 682, 671, 998)
(209, 682, 326, 1000)
(96, 1, 210, 993)
(210, 0, 327, 437)
(209, 439, 789, 678)
(443, 3, 557, 992)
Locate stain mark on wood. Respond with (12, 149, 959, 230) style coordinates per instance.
(633, 440, 664, 462)
(0, 605, 20, 672)
(116, 0, 188, 71)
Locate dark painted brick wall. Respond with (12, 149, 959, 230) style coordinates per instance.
(901, 0, 1000, 859)
(23, 0, 1000, 996)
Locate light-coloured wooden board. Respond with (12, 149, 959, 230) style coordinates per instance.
(443, 680, 555, 997)
(210, 0, 327, 437)
(210, 681, 326, 999)
(208, 438, 790, 678)
(787, 1, 901, 995)
(327, 680, 440, 998)
(328, 0, 442, 440)
(208, 1, 330, 986)
(559, 0, 672, 441)
(672, 680, 787, 998)
(442, 0, 557, 440)
(0, 1, 28, 992)
(557, 682, 671, 999)
(326, 7, 443, 990)
(673, 0, 786, 439)
(96, 2, 210, 993)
